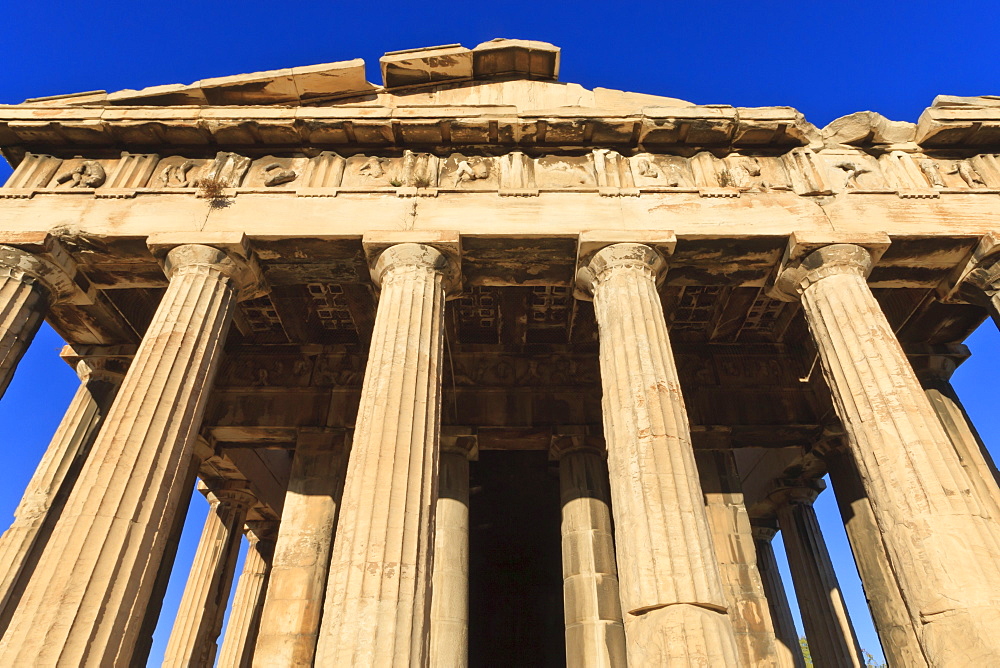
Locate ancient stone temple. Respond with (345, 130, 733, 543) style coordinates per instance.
(0, 37, 998, 667)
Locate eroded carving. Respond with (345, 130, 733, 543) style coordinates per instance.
(359, 156, 388, 179)
(636, 157, 660, 179)
(950, 161, 986, 187)
(55, 161, 106, 188)
(454, 159, 490, 187)
(157, 160, 199, 187)
(200, 152, 252, 187)
(919, 159, 947, 188)
(263, 163, 297, 187)
(834, 160, 871, 188)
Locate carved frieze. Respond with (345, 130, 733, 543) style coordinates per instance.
(498, 151, 536, 195)
(5, 153, 63, 189)
(534, 154, 595, 189)
(6, 146, 1000, 198)
(303, 151, 346, 188)
(106, 153, 159, 189)
(154, 156, 206, 188)
(244, 156, 307, 189)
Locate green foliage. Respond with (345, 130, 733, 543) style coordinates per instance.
(799, 637, 813, 667)
(798, 636, 887, 668)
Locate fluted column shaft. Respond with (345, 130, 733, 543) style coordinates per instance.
(824, 446, 927, 668)
(0, 243, 255, 666)
(315, 243, 452, 666)
(556, 442, 626, 668)
(912, 358, 1000, 520)
(777, 243, 1000, 665)
(696, 449, 783, 668)
(0, 354, 127, 634)
(579, 243, 739, 665)
(752, 524, 806, 668)
(428, 445, 472, 668)
(217, 521, 276, 668)
(0, 245, 66, 398)
(163, 485, 256, 667)
(772, 485, 862, 667)
(254, 431, 350, 667)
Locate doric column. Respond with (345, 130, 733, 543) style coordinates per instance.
(428, 430, 476, 668)
(576, 240, 740, 665)
(822, 443, 927, 668)
(769, 480, 863, 667)
(751, 522, 806, 668)
(0, 243, 76, 398)
(951, 231, 1000, 329)
(254, 430, 350, 667)
(773, 237, 1000, 665)
(0, 239, 264, 666)
(314, 239, 459, 666)
(552, 433, 626, 668)
(0, 347, 129, 634)
(908, 347, 1000, 519)
(163, 483, 256, 668)
(696, 449, 784, 668)
(217, 520, 277, 668)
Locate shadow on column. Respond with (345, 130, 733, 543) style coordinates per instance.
(468, 450, 565, 667)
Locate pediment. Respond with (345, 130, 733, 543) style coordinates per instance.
(17, 38, 692, 117)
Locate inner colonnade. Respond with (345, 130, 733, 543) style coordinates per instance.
(0, 38, 999, 667)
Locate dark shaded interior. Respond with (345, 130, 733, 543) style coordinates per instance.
(468, 450, 565, 667)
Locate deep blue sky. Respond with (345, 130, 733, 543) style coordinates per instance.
(1, 1, 999, 665)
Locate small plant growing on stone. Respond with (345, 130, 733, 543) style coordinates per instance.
(195, 177, 231, 209)
(389, 179, 403, 187)
(414, 175, 432, 188)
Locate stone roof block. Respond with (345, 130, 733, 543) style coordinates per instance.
(380, 44, 473, 88)
(472, 39, 560, 81)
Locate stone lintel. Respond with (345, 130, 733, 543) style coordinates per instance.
(146, 232, 268, 301)
(207, 426, 299, 447)
(943, 230, 1000, 303)
(573, 230, 677, 300)
(769, 231, 891, 301)
(361, 230, 462, 297)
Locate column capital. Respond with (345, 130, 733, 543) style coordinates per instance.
(60, 344, 135, 384)
(362, 231, 462, 297)
(549, 427, 606, 460)
(573, 230, 676, 300)
(244, 520, 279, 545)
(204, 482, 257, 510)
(440, 426, 478, 459)
(147, 232, 268, 302)
(767, 478, 826, 509)
(0, 235, 83, 305)
(905, 343, 971, 386)
(769, 231, 890, 302)
(750, 519, 779, 543)
(945, 231, 1000, 305)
